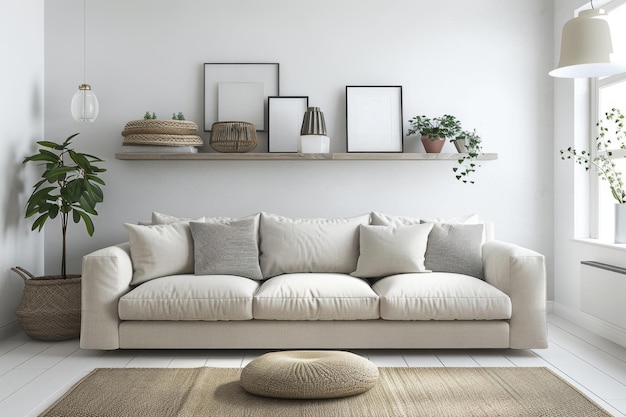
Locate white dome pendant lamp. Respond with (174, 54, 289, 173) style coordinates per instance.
(71, 0, 99, 122)
(550, 2, 626, 78)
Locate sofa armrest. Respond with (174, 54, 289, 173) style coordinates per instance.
(482, 240, 548, 349)
(80, 242, 133, 350)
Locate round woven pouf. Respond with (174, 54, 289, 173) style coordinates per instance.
(240, 351, 379, 399)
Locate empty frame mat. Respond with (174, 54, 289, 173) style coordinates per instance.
(204, 63, 279, 131)
(346, 86, 403, 152)
(268, 96, 309, 152)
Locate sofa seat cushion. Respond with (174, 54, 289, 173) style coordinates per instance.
(253, 273, 379, 320)
(372, 273, 511, 321)
(119, 275, 260, 321)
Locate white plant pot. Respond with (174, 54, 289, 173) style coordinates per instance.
(615, 203, 626, 243)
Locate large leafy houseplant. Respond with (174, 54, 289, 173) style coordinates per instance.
(23, 133, 106, 277)
(560, 108, 625, 204)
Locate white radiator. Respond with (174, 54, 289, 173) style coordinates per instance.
(580, 261, 626, 330)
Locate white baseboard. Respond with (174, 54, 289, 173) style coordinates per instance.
(552, 301, 626, 348)
(0, 320, 22, 341)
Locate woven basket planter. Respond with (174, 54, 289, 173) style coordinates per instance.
(12, 267, 81, 341)
(122, 119, 198, 136)
(210, 121, 257, 153)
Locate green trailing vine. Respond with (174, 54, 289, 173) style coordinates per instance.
(561, 108, 626, 204)
(452, 129, 483, 184)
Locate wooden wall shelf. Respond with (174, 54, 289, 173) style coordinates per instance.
(115, 152, 498, 161)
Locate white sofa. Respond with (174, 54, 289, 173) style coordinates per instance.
(80, 212, 548, 350)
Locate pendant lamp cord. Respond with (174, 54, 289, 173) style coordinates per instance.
(591, 0, 595, 9)
(83, 0, 86, 84)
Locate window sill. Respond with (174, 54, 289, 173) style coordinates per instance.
(571, 238, 626, 252)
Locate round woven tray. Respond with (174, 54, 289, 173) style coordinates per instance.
(122, 119, 198, 136)
(123, 134, 204, 147)
(210, 121, 257, 153)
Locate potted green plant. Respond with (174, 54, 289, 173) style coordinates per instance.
(407, 114, 462, 153)
(451, 129, 483, 184)
(561, 107, 626, 242)
(12, 133, 106, 340)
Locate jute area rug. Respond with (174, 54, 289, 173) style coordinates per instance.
(40, 367, 610, 417)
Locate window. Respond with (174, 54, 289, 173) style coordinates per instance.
(590, 0, 626, 241)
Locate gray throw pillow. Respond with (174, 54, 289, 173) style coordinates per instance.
(190, 218, 263, 280)
(424, 223, 485, 279)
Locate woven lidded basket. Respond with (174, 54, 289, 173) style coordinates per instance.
(122, 119, 198, 136)
(12, 267, 81, 341)
(210, 121, 257, 153)
(123, 134, 204, 147)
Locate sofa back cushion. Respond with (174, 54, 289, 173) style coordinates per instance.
(259, 213, 370, 278)
(371, 212, 495, 241)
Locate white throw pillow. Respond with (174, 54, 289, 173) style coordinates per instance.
(259, 212, 370, 278)
(125, 221, 195, 285)
(351, 224, 433, 278)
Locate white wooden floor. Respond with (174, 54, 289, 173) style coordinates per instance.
(0, 314, 625, 417)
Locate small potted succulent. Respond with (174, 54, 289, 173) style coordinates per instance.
(451, 129, 483, 184)
(407, 114, 462, 153)
(561, 107, 626, 242)
(13, 133, 106, 340)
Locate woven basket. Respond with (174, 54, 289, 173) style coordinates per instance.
(12, 267, 81, 341)
(122, 119, 198, 136)
(210, 121, 257, 153)
(123, 134, 204, 147)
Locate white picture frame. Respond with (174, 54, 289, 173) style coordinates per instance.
(204, 63, 280, 131)
(346, 86, 403, 152)
(268, 96, 309, 153)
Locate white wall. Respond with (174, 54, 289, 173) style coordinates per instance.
(553, 0, 626, 346)
(0, 0, 45, 336)
(44, 0, 555, 296)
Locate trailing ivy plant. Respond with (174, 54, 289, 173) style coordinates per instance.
(452, 129, 483, 184)
(23, 133, 106, 277)
(407, 114, 462, 140)
(560, 108, 626, 204)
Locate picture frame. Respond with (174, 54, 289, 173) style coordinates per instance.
(204, 63, 280, 132)
(345, 86, 403, 152)
(268, 96, 309, 153)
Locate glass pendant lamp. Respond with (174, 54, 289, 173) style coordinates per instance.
(71, 0, 99, 122)
(71, 84, 99, 122)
